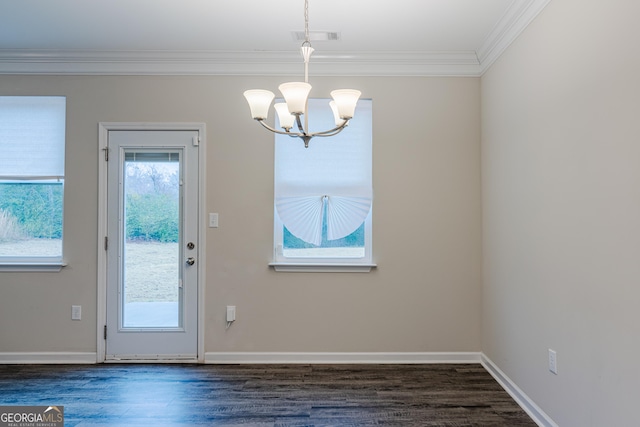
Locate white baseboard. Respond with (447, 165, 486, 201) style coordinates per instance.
(481, 353, 558, 427)
(0, 352, 97, 364)
(205, 351, 481, 364)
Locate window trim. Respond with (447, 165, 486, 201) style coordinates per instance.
(269, 262, 376, 273)
(0, 260, 67, 272)
(271, 98, 374, 272)
(0, 96, 66, 271)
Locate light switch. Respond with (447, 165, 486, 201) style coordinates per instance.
(209, 213, 219, 228)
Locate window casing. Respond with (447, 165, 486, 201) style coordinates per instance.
(272, 98, 374, 271)
(0, 96, 66, 269)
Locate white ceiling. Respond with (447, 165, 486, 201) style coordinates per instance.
(0, 0, 550, 76)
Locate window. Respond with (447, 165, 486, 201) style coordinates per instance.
(272, 98, 374, 272)
(0, 96, 66, 269)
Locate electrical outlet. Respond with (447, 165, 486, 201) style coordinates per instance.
(548, 349, 558, 375)
(226, 305, 236, 322)
(71, 305, 82, 321)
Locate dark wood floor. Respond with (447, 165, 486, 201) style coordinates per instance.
(0, 363, 536, 426)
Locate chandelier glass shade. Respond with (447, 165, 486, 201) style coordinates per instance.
(243, 0, 361, 148)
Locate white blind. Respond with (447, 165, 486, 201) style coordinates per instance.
(125, 152, 179, 162)
(275, 98, 372, 245)
(0, 96, 66, 179)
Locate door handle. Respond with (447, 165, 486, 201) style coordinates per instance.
(186, 257, 196, 266)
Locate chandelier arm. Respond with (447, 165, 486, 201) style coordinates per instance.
(256, 119, 304, 137)
(255, 115, 349, 139)
(310, 128, 346, 138)
(308, 120, 349, 137)
(258, 119, 312, 148)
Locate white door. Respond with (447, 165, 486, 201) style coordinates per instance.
(105, 130, 199, 361)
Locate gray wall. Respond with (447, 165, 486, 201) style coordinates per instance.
(0, 75, 482, 354)
(481, 0, 640, 425)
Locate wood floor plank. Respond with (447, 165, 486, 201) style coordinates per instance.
(0, 364, 536, 426)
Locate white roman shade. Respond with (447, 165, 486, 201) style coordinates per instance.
(274, 98, 372, 246)
(0, 96, 66, 180)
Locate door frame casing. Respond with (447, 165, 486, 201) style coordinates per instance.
(97, 122, 206, 363)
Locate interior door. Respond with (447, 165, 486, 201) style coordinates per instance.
(105, 130, 199, 361)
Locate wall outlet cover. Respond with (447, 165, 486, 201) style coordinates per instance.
(71, 305, 82, 320)
(548, 349, 558, 375)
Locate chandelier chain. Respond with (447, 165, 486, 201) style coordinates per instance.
(304, 0, 310, 43)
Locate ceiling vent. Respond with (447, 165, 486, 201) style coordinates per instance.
(292, 31, 341, 42)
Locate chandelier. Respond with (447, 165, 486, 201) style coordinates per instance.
(243, 0, 361, 148)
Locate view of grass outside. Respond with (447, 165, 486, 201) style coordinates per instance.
(0, 182, 63, 257)
(0, 236, 61, 257)
(123, 159, 179, 307)
(124, 241, 178, 303)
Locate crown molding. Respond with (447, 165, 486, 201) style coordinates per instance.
(0, 49, 482, 76)
(0, 1, 551, 77)
(477, 0, 552, 73)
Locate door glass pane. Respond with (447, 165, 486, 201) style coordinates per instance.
(122, 151, 181, 328)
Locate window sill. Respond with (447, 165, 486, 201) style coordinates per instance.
(269, 262, 377, 273)
(0, 262, 67, 272)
